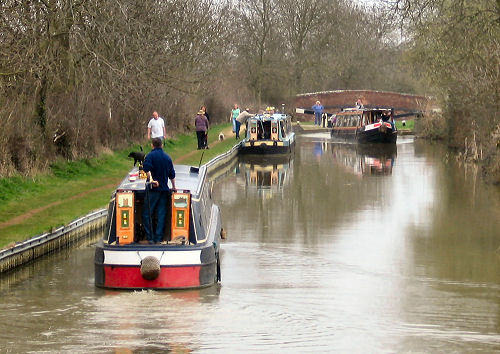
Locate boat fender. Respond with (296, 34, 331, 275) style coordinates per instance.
(140, 256, 160, 280)
(220, 228, 227, 240)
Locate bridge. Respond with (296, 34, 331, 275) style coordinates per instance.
(294, 89, 436, 119)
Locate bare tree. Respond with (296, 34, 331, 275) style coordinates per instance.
(390, 0, 499, 156)
(0, 0, 427, 177)
(0, 0, 233, 175)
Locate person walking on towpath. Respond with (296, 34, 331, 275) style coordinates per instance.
(147, 111, 167, 141)
(195, 109, 210, 149)
(312, 101, 324, 126)
(231, 104, 240, 134)
(142, 137, 176, 244)
(235, 108, 253, 139)
(200, 106, 210, 147)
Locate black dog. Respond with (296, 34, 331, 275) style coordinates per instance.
(128, 146, 145, 166)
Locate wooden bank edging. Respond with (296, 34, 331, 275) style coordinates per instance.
(0, 142, 242, 274)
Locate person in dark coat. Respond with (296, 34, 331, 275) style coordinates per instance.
(200, 106, 210, 147)
(195, 110, 209, 149)
(142, 137, 176, 244)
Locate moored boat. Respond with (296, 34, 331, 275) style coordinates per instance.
(331, 108, 397, 144)
(240, 111, 295, 154)
(94, 164, 222, 290)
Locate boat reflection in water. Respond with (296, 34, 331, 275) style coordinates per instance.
(331, 143, 397, 176)
(237, 155, 292, 198)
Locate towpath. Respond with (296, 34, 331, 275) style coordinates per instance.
(174, 126, 234, 163)
(0, 127, 236, 231)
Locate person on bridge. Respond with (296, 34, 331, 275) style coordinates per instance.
(147, 111, 167, 142)
(312, 101, 324, 126)
(142, 137, 176, 245)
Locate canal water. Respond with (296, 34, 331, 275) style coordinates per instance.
(1, 134, 499, 352)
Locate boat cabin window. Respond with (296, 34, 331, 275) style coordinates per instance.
(335, 115, 360, 127)
(253, 117, 292, 140)
(262, 121, 271, 139)
(251, 120, 271, 139)
(173, 194, 188, 208)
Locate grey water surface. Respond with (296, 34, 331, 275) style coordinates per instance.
(1, 134, 499, 353)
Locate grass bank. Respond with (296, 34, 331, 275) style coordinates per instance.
(0, 123, 237, 248)
(395, 119, 414, 132)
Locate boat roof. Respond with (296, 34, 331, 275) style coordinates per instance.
(116, 164, 205, 195)
(337, 107, 393, 115)
(249, 113, 290, 121)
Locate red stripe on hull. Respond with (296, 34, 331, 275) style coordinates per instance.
(104, 266, 201, 289)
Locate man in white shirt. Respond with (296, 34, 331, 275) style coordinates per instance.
(147, 111, 167, 141)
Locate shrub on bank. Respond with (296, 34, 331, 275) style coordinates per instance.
(414, 112, 447, 140)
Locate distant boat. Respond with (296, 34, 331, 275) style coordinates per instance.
(94, 164, 222, 290)
(331, 108, 397, 144)
(240, 112, 295, 154)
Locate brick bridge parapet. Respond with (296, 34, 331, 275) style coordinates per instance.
(295, 90, 435, 119)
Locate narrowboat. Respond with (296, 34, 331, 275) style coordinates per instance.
(331, 108, 397, 144)
(240, 112, 295, 154)
(94, 164, 222, 290)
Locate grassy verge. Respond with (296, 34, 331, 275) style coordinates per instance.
(0, 123, 237, 248)
(396, 119, 415, 131)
